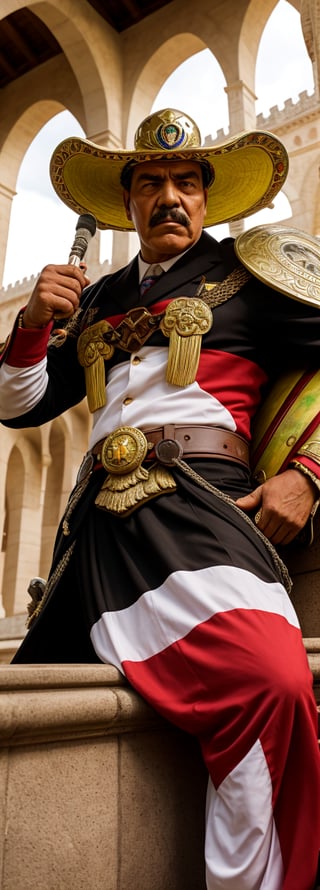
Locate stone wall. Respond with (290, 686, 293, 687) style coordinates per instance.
(0, 663, 207, 890)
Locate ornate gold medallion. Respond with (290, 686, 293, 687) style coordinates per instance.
(100, 426, 148, 474)
(160, 297, 213, 386)
(95, 426, 176, 515)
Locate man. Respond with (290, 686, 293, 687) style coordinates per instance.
(0, 108, 319, 889)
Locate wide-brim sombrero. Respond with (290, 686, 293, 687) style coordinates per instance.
(49, 108, 288, 231)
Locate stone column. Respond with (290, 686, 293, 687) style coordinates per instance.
(301, 0, 320, 97)
(0, 182, 16, 286)
(225, 80, 257, 134)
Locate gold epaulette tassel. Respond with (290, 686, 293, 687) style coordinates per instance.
(77, 321, 115, 412)
(160, 297, 213, 386)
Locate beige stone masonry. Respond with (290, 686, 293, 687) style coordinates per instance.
(0, 649, 319, 890)
(0, 663, 207, 890)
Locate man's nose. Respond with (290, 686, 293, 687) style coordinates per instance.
(157, 180, 180, 206)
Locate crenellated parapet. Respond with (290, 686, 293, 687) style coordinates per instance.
(204, 89, 319, 146)
(256, 89, 319, 131)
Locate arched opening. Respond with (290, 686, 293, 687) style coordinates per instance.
(2, 446, 24, 615)
(3, 110, 86, 287)
(255, 0, 314, 117)
(152, 48, 229, 141)
(40, 422, 67, 579)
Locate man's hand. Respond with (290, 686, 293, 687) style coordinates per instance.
(22, 264, 90, 329)
(235, 468, 318, 545)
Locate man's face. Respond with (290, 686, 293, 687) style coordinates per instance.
(123, 159, 208, 263)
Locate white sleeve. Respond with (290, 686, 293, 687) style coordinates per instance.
(0, 359, 48, 418)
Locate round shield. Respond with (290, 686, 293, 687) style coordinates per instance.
(235, 224, 320, 307)
(251, 367, 320, 480)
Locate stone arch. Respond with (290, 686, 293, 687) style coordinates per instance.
(39, 406, 91, 578)
(0, 95, 81, 283)
(29, 0, 122, 143)
(0, 99, 79, 199)
(1, 446, 24, 615)
(1, 0, 122, 142)
(40, 419, 67, 578)
(125, 33, 210, 145)
(239, 0, 299, 86)
(1, 436, 42, 615)
(239, 0, 279, 89)
(0, 0, 125, 279)
(305, 156, 320, 235)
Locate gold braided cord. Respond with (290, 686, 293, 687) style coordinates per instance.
(62, 472, 93, 536)
(173, 457, 292, 594)
(198, 266, 252, 308)
(27, 541, 76, 627)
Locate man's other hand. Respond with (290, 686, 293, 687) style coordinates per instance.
(235, 468, 318, 545)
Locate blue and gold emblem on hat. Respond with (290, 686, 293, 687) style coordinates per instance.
(156, 122, 186, 149)
(135, 109, 201, 151)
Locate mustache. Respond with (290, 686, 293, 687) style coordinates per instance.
(149, 207, 191, 229)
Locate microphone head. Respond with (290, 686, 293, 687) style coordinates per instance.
(75, 213, 97, 237)
(68, 213, 97, 264)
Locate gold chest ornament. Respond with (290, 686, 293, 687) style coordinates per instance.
(77, 320, 115, 412)
(160, 297, 213, 386)
(77, 297, 213, 411)
(76, 265, 250, 413)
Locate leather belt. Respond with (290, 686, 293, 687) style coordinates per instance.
(91, 425, 250, 468)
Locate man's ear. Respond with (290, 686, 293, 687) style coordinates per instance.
(123, 190, 132, 221)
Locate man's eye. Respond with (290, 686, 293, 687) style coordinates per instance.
(141, 182, 158, 193)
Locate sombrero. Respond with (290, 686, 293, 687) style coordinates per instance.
(49, 108, 289, 231)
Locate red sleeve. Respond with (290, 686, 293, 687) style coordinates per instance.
(1, 309, 53, 368)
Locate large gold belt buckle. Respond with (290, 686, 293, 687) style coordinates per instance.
(95, 426, 176, 515)
(100, 426, 148, 474)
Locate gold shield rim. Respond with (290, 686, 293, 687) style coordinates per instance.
(235, 224, 320, 307)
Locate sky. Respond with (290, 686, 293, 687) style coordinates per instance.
(2, 0, 315, 287)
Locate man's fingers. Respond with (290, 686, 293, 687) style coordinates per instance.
(23, 264, 89, 328)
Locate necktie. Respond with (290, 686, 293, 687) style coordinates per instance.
(140, 264, 163, 296)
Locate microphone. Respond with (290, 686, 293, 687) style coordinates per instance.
(52, 213, 97, 327)
(68, 213, 97, 265)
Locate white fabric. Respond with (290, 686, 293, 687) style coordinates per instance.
(142, 263, 164, 279)
(0, 358, 48, 418)
(138, 244, 195, 280)
(205, 739, 283, 889)
(90, 345, 236, 447)
(90, 563, 299, 668)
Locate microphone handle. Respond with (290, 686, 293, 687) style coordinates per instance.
(68, 254, 83, 266)
(53, 215, 97, 326)
(68, 231, 92, 266)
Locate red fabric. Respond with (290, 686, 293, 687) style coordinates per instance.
(123, 609, 320, 889)
(5, 310, 53, 368)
